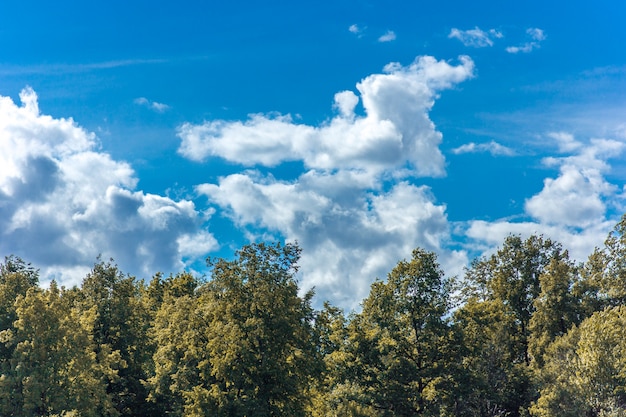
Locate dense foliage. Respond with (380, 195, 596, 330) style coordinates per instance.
(4, 218, 626, 416)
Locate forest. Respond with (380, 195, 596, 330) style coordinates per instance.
(3, 218, 626, 417)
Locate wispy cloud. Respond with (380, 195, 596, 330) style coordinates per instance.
(378, 30, 397, 42)
(448, 27, 503, 48)
(134, 97, 170, 113)
(0, 58, 167, 76)
(506, 27, 546, 53)
(451, 141, 515, 156)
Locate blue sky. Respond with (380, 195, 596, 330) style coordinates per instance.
(1, 0, 625, 309)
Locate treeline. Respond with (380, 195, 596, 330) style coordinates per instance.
(4, 219, 626, 416)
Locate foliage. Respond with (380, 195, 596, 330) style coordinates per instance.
(4, 220, 626, 416)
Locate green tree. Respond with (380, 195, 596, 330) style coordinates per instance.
(201, 242, 319, 417)
(0, 256, 40, 414)
(148, 281, 206, 416)
(531, 306, 626, 416)
(458, 234, 565, 416)
(344, 248, 458, 416)
(528, 251, 581, 369)
(0, 283, 116, 416)
(149, 242, 319, 417)
(580, 215, 626, 310)
(79, 259, 155, 416)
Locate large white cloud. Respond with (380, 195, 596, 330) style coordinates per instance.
(182, 56, 475, 309)
(178, 55, 474, 178)
(0, 87, 217, 285)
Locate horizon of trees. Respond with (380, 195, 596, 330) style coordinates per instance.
(3, 218, 626, 416)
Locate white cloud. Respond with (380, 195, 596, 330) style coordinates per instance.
(506, 27, 546, 53)
(348, 24, 363, 35)
(378, 30, 397, 42)
(527, 27, 546, 41)
(448, 27, 503, 48)
(465, 135, 625, 263)
(134, 97, 170, 112)
(178, 55, 475, 179)
(0, 88, 217, 286)
(466, 219, 614, 263)
(180, 55, 475, 310)
(525, 138, 624, 227)
(197, 171, 467, 310)
(548, 131, 582, 153)
(451, 140, 515, 156)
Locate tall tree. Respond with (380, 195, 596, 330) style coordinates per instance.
(458, 234, 565, 416)
(531, 306, 626, 416)
(79, 259, 155, 416)
(149, 242, 320, 417)
(528, 251, 581, 369)
(344, 248, 458, 416)
(0, 283, 116, 416)
(201, 242, 319, 417)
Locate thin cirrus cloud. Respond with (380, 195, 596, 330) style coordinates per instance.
(448, 27, 503, 48)
(178, 55, 474, 308)
(0, 87, 216, 286)
(451, 140, 515, 156)
(506, 27, 546, 53)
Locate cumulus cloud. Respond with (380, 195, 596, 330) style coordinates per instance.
(465, 135, 625, 263)
(525, 138, 624, 227)
(378, 30, 397, 42)
(506, 27, 546, 53)
(0, 87, 217, 286)
(197, 172, 467, 309)
(178, 55, 475, 178)
(451, 140, 515, 156)
(180, 55, 475, 309)
(448, 27, 503, 48)
(134, 97, 170, 112)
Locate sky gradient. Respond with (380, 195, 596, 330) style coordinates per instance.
(1, 0, 625, 309)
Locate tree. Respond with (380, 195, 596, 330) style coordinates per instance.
(149, 242, 320, 417)
(528, 251, 581, 369)
(344, 248, 458, 416)
(458, 234, 565, 416)
(79, 259, 155, 416)
(0, 283, 116, 416)
(580, 215, 626, 310)
(202, 242, 319, 417)
(531, 306, 626, 416)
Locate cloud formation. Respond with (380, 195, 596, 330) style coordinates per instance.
(180, 56, 474, 309)
(465, 134, 625, 262)
(448, 27, 503, 47)
(178, 55, 474, 178)
(0, 88, 216, 285)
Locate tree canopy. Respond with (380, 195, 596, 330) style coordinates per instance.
(3, 218, 626, 416)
